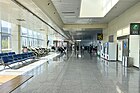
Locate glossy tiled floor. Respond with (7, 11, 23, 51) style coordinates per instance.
(12, 51, 140, 93)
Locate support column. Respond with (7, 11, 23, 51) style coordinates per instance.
(11, 24, 21, 53)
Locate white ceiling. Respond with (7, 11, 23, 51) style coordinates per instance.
(51, 0, 140, 40)
(51, 0, 140, 24)
(0, 0, 45, 31)
(1, 0, 139, 41)
(0, 0, 67, 40)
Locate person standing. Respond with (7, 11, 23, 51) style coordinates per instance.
(81, 45, 85, 54)
(89, 45, 93, 53)
(22, 46, 28, 53)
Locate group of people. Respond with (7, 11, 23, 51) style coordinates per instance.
(76, 45, 85, 51)
(75, 45, 85, 55)
(57, 46, 66, 54)
(51, 46, 67, 54)
(88, 45, 97, 54)
(75, 45, 97, 54)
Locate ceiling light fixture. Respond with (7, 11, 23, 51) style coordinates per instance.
(76, 40, 81, 42)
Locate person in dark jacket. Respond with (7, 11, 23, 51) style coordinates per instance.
(89, 45, 93, 53)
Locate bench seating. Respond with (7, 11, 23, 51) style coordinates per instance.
(1, 52, 36, 69)
(0, 52, 16, 63)
(8, 52, 16, 56)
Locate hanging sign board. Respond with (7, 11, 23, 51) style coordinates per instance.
(130, 23, 140, 35)
(97, 33, 103, 40)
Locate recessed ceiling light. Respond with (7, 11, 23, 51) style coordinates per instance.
(62, 12, 75, 14)
(48, 3, 50, 5)
(76, 40, 81, 42)
(64, 15, 76, 18)
(17, 19, 25, 21)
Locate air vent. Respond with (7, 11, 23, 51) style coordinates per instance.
(62, 12, 75, 14)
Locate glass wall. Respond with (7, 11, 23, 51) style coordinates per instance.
(0, 20, 46, 53)
(0, 20, 12, 52)
(21, 27, 44, 48)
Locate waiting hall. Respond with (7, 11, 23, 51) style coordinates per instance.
(0, 0, 140, 93)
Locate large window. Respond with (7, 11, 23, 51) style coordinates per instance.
(0, 20, 12, 52)
(21, 27, 28, 36)
(21, 27, 45, 48)
(21, 36, 28, 47)
(1, 34, 11, 49)
(21, 27, 28, 48)
(37, 33, 45, 48)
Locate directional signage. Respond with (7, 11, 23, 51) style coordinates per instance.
(130, 23, 140, 35)
(97, 33, 103, 40)
(124, 42, 127, 49)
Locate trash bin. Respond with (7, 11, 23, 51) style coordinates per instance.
(127, 57, 133, 67)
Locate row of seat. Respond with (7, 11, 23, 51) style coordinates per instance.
(1, 52, 36, 69)
(0, 52, 16, 58)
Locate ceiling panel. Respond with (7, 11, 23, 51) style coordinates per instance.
(64, 29, 102, 40)
(51, 0, 140, 24)
(51, 0, 81, 24)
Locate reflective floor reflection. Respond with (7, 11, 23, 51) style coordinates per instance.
(12, 51, 140, 93)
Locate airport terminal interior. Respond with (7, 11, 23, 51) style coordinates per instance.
(0, 0, 140, 93)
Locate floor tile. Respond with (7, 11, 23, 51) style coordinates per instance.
(11, 52, 140, 93)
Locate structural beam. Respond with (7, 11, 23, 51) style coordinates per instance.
(63, 24, 108, 31)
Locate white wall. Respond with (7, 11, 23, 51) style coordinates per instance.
(103, 2, 140, 68)
(103, 2, 140, 42)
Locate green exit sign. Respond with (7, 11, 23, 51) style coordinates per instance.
(130, 23, 140, 35)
